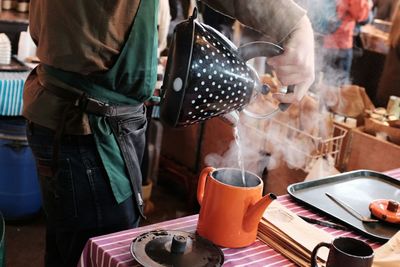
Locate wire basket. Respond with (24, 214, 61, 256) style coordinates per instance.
(242, 118, 348, 172)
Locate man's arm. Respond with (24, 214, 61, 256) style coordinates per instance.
(201, 0, 305, 43)
(202, 0, 314, 103)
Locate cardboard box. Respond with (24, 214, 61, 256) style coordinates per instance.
(360, 24, 389, 55)
(199, 117, 235, 170)
(345, 127, 400, 171)
(160, 123, 202, 172)
(333, 121, 354, 171)
(364, 117, 400, 145)
(264, 164, 307, 196)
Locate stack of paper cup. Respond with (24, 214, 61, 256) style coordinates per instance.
(17, 30, 37, 62)
(0, 33, 12, 65)
(387, 96, 400, 119)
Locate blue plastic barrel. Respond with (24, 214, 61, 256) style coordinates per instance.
(0, 117, 41, 220)
(0, 211, 4, 267)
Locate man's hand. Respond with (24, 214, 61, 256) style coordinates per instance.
(267, 15, 315, 103)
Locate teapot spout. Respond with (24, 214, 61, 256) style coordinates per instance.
(244, 193, 277, 232)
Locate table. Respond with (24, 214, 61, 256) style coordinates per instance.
(0, 71, 29, 116)
(78, 168, 400, 267)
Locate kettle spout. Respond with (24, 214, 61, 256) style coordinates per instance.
(219, 111, 240, 127)
(243, 193, 277, 232)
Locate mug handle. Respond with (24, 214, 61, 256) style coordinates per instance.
(197, 167, 215, 206)
(310, 242, 331, 267)
(237, 41, 295, 116)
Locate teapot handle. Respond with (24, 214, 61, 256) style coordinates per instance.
(197, 167, 215, 206)
(237, 41, 295, 116)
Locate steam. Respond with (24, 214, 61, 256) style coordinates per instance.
(205, 40, 350, 179)
(314, 40, 353, 87)
(203, 1, 358, 179)
(205, 104, 334, 178)
(205, 123, 271, 176)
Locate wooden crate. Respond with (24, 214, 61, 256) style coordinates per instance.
(160, 117, 310, 200)
(160, 123, 202, 172)
(345, 127, 400, 172)
(333, 121, 353, 172)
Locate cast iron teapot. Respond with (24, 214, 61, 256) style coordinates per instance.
(160, 8, 294, 127)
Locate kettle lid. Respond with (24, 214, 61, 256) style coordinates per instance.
(130, 229, 224, 267)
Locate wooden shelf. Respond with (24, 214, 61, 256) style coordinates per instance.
(0, 10, 29, 24)
(0, 10, 29, 54)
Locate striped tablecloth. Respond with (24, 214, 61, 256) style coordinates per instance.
(78, 169, 400, 267)
(0, 71, 30, 116)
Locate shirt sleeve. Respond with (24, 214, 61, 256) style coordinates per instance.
(201, 0, 306, 43)
(348, 0, 371, 22)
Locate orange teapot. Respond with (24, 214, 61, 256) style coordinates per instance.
(196, 167, 276, 248)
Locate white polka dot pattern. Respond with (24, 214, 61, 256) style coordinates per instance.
(181, 23, 255, 125)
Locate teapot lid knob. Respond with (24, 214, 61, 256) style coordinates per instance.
(387, 200, 399, 212)
(171, 235, 187, 254)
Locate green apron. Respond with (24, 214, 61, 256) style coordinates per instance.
(43, 0, 159, 205)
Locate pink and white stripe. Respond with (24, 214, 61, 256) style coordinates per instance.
(78, 169, 400, 267)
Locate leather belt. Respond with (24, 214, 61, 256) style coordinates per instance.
(39, 76, 142, 117)
(74, 94, 143, 117)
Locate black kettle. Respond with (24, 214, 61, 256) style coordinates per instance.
(160, 8, 293, 127)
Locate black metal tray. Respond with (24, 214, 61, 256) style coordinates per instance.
(287, 170, 400, 242)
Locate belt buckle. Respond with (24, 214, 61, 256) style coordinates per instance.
(88, 97, 108, 107)
(87, 97, 113, 116)
(74, 94, 109, 113)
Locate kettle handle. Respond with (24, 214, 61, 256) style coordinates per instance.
(237, 41, 284, 62)
(237, 41, 295, 115)
(197, 167, 215, 206)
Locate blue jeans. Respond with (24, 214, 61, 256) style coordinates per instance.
(27, 123, 140, 267)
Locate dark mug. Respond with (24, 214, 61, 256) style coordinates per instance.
(311, 237, 374, 267)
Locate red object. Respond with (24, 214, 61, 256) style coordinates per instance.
(324, 0, 370, 49)
(369, 199, 400, 224)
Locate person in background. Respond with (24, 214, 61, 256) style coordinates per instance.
(23, 1, 315, 266)
(353, 0, 374, 58)
(323, 0, 371, 85)
(373, 0, 400, 21)
(376, 3, 400, 107)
